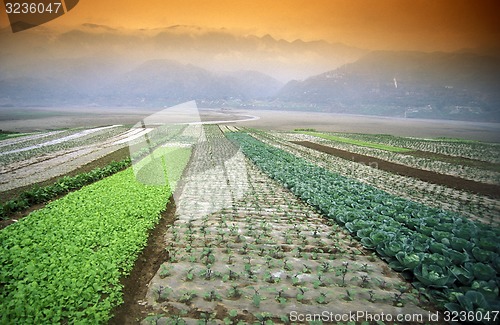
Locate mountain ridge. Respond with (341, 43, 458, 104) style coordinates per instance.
(274, 51, 500, 121)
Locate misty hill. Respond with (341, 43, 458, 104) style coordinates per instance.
(0, 59, 283, 106)
(103, 60, 283, 104)
(0, 24, 364, 82)
(276, 51, 500, 121)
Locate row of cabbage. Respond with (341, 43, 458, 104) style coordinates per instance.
(0, 146, 191, 324)
(228, 132, 500, 319)
(321, 132, 500, 164)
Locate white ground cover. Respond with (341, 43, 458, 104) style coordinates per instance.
(324, 132, 500, 164)
(285, 132, 499, 185)
(142, 126, 431, 324)
(0, 126, 135, 193)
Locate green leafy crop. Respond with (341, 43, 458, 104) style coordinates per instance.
(0, 147, 190, 324)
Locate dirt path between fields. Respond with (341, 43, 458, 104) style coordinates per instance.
(109, 200, 177, 325)
(293, 141, 500, 199)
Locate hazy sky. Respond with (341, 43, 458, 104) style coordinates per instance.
(1, 0, 499, 51)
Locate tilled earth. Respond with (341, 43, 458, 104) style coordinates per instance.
(140, 133, 433, 324)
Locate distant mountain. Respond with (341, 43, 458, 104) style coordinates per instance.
(0, 59, 283, 106)
(275, 51, 500, 121)
(101, 60, 283, 104)
(0, 24, 365, 82)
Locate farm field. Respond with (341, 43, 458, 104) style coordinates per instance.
(0, 114, 499, 324)
(292, 131, 500, 184)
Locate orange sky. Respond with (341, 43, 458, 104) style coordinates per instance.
(1, 0, 499, 51)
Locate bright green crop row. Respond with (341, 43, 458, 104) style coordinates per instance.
(0, 159, 131, 219)
(299, 131, 412, 152)
(228, 132, 500, 321)
(0, 147, 190, 324)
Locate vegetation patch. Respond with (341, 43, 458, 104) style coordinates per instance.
(0, 147, 190, 324)
(0, 159, 131, 220)
(299, 131, 412, 152)
(229, 132, 500, 321)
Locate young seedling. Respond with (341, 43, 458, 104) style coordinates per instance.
(302, 264, 312, 274)
(368, 290, 376, 303)
(375, 278, 390, 290)
(255, 312, 273, 324)
(240, 243, 249, 255)
(360, 274, 370, 288)
(204, 290, 222, 302)
(143, 313, 165, 325)
(316, 292, 328, 304)
(343, 289, 354, 302)
(270, 247, 282, 259)
(292, 274, 302, 287)
(185, 268, 195, 281)
(283, 259, 294, 271)
(227, 268, 239, 281)
(337, 261, 349, 287)
(393, 286, 407, 307)
(154, 285, 172, 302)
(313, 274, 328, 289)
(280, 314, 290, 324)
(296, 288, 306, 302)
(200, 267, 213, 280)
(198, 311, 216, 325)
(320, 261, 331, 273)
(265, 256, 274, 269)
(275, 289, 287, 305)
(227, 285, 242, 299)
(168, 249, 179, 263)
(223, 310, 239, 325)
(252, 288, 264, 308)
(313, 226, 320, 238)
(159, 264, 172, 278)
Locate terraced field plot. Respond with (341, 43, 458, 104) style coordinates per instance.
(255, 130, 500, 227)
(1, 123, 499, 324)
(142, 127, 431, 324)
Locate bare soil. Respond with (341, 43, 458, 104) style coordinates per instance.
(293, 140, 500, 199)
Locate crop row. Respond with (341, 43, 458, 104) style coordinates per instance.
(291, 132, 499, 185)
(255, 129, 500, 226)
(228, 132, 500, 320)
(320, 132, 500, 164)
(0, 158, 131, 219)
(298, 131, 412, 152)
(0, 146, 191, 324)
(0, 126, 128, 166)
(143, 125, 429, 324)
